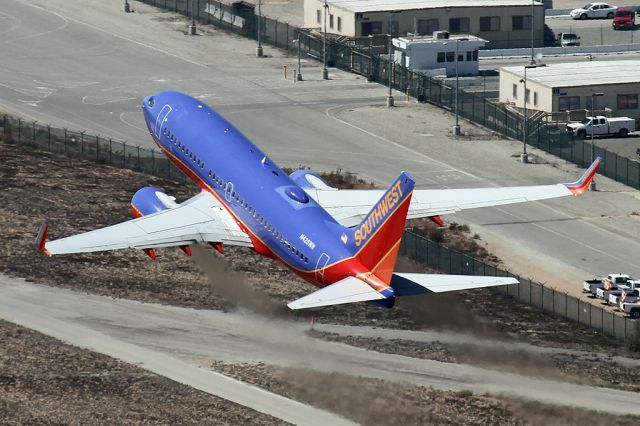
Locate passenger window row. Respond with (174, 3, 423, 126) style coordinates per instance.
(163, 127, 308, 264)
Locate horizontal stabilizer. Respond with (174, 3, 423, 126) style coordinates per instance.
(287, 276, 385, 310)
(391, 273, 518, 297)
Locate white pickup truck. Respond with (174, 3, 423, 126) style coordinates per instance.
(566, 116, 635, 138)
(583, 274, 632, 297)
(606, 281, 640, 305)
(618, 297, 640, 319)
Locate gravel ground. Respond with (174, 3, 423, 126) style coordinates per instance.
(0, 320, 284, 425)
(2, 139, 640, 423)
(209, 361, 639, 426)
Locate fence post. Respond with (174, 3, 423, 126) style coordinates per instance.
(32, 121, 36, 146)
(275, 19, 278, 48)
(137, 146, 141, 171)
(18, 119, 22, 144)
(96, 135, 99, 161)
(122, 142, 127, 167)
(63, 128, 67, 154)
(109, 138, 113, 164)
(47, 125, 51, 151)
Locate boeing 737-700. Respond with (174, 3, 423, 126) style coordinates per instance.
(35, 91, 601, 309)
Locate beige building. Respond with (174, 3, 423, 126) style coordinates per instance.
(500, 61, 640, 123)
(303, 0, 545, 49)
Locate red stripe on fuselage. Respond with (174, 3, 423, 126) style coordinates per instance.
(154, 137, 391, 292)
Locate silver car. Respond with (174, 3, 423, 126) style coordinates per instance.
(570, 3, 618, 19)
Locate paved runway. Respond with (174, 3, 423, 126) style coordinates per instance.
(1, 277, 639, 416)
(2, 2, 640, 298)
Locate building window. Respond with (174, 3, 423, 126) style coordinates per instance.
(480, 16, 500, 32)
(525, 88, 530, 104)
(534, 91, 539, 106)
(418, 19, 438, 35)
(473, 50, 478, 60)
(437, 52, 446, 63)
(337, 17, 342, 32)
(558, 96, 580, 111)
(466, 51, 472, 61)
(361, 21, 382, 36)
(512, 15, 532, 30)
(330, 14, 334, 29)
(618, 94, 638, 109)
(449, 17, 470, 33)
(513, 84, 517, 99)
(446, 51, 455, 62)
(389, 21, 399, 35)
(317, 10, 321, 24)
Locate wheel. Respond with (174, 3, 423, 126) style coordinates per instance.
(580, 13, 588, 20)
(577, 130, 586, 139)
(607, 12, 614, 19)
(619, 128, 629, 138)
(630, 309, 640, 319)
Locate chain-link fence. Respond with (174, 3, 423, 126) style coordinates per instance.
(0, 114, 186, 183)
(1, 111, 636, 342)
(400, 230, 636, 341)
(135, 0, 640, 190)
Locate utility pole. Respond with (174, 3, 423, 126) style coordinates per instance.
(521, 64, 539, 163)
(590, 92, 604, 190)
(296, 34, 303, 81)
(189, 0, 197, 35)
(453, 39, 460, 136)
(256, 0, 263, 57)
(322, 0, 329, 79)
(387, 36, 394, 107)
(530, 0, 535, 65)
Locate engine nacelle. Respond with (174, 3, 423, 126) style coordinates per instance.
(289, 169, 336, 190)
(130, 186, 179, 218)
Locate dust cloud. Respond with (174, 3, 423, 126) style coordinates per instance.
(190, 244, 287, 317)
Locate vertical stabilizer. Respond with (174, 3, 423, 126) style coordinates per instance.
(346, 172, 415, 283)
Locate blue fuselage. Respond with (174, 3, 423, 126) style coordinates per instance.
(142, 91, 353, 283)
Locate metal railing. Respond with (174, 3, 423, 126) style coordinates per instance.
(400, 230, 636, 341)
(0, 114, 186, 183)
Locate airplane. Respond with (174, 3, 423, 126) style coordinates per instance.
(35, 91, 601, 310)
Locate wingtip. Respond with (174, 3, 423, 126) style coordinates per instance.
(563, 157, 602, 195)
(34, 219, 52, 256)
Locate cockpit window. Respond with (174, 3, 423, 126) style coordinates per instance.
(148, 97, 155, 108)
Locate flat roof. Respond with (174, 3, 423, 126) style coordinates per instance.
(396, 34, 486, 43)
(501, 61, 640, 88)
(326, 0, 542, 13)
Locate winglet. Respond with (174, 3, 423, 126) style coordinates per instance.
(34, 220, 52, 256)
(564, 157, 602, 195)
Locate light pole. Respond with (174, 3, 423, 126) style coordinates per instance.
(295, 34, 303, 81)
(521, 64, 538, 163)
(256, 0, 263, 57)
(530, 0, 536, 65)
(453, 38, 460, 136)
(387, 36, 394, 107)
(590, 92, 604, 190)
(322, 0, 329, 79)
(189, 0, 197, 35)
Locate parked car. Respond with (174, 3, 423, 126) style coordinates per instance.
(558, 32, 581, 46)
(619, 297, 640, 319)
(570, 3, 618, 20)
(598, 280, 640, 304)
(611, 287, 640, 306)
(612, 8, 636, 29)
(583, 273, 632, 297)
(566, 116, 635, 138)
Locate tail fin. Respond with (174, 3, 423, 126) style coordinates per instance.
(346, 172, 415, 283)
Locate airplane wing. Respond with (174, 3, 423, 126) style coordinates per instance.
(35, 191, 252, 255)
(304, 158, 601, 227)
(287, 276, 386, 310)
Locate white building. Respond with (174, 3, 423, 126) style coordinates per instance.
(393, 33, 487, 77)
(304, 0, 544, 49)
(500, 61, 640, 122)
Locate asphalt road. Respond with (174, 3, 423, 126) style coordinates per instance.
(547, 15, 640, 47)
(1, 277, 639, 416)
(2, 2, 640, 297)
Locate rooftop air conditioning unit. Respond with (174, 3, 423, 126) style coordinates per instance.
(433, 31, 449, 40)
